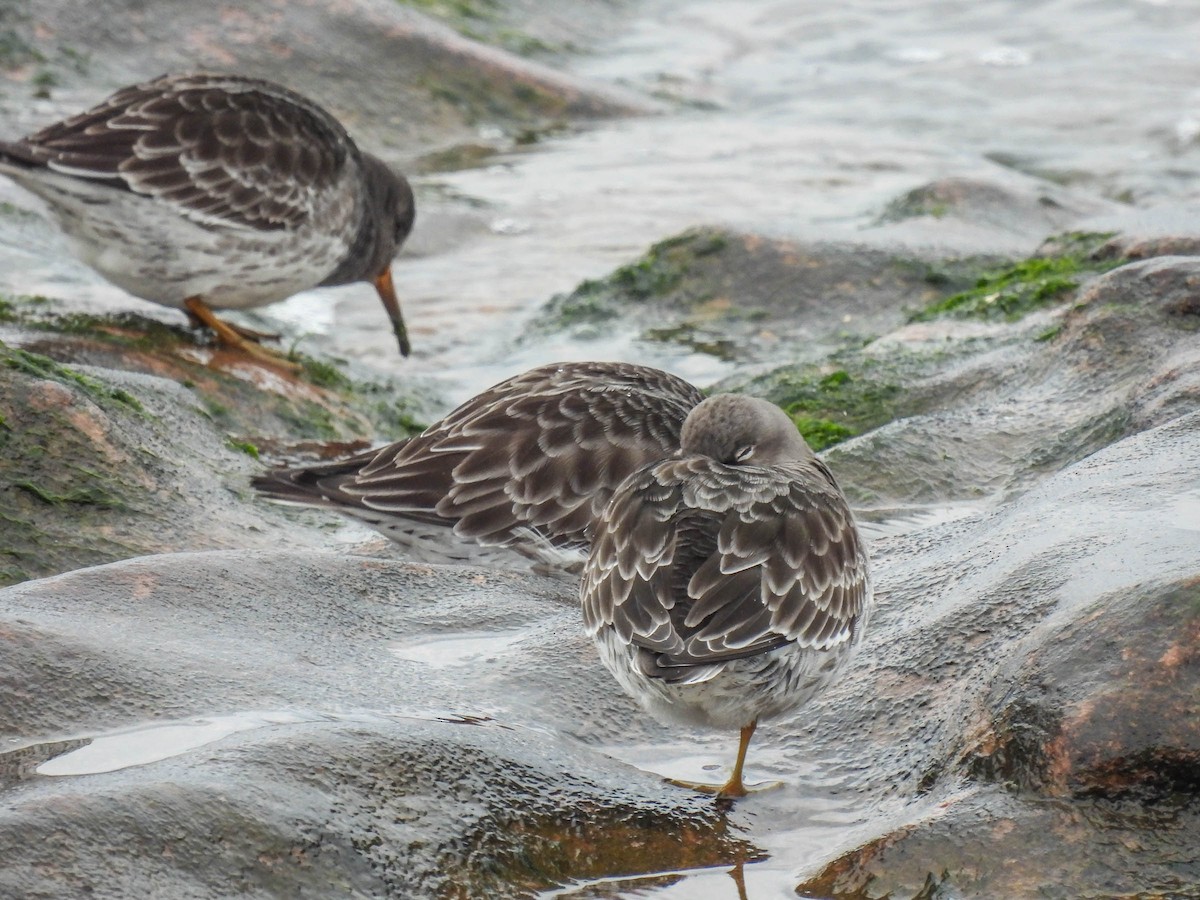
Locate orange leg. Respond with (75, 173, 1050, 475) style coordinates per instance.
(183, 297, 298, 369)
(666, 720, 760, 799)
(717, 721, 757, 799)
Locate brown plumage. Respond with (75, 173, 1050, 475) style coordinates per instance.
(581, 394, 872, 798)
(253, 361, 705, 570)
(0, 72, 416, 357)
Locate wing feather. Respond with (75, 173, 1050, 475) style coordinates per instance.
(4, 73, 354, 231)
(581, 453, 871, 680)
(254, 362, 703, 559)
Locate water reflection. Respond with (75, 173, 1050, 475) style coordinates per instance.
(540, 859, 757, 900)
(531, 809, 765, 900)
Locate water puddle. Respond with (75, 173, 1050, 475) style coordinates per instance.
(590, 738, 871, 898)
(602, 741, 745, 790)
(22, 707, 504, 778)
(35, 710, 314, 777)
(388, 627, 534, 668)
(540, 861, 765, 900)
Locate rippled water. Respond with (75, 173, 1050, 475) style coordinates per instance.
(2, 5, 1197, 895)
(3, 1, 1197, 404)
(330, 0, 1200, 402)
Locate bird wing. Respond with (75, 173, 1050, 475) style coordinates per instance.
(581, 456, 871, 677)
(2, 73, 353, 230)
(317, 362, 704, 547)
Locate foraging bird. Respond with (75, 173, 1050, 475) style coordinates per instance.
(253, 361, 704, 571)
(0, 72, 415, 360)
(581, 394, 872, 798)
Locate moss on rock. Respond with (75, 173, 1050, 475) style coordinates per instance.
(0, 302, 432, 588)
(910, 233, 1127, 323)
(728, 362, 913, 451)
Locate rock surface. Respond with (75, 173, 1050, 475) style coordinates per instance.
(0, 553, 758, 897)
(0, 0, 650, 162)
(3, 230, 1199, 897)
(0, 0, 1198, 897)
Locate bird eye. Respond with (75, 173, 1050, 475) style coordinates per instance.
(734, 444, 755, 462)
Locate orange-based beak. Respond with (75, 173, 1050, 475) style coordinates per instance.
(373, 266, 411, 357)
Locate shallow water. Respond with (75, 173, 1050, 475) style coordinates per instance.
(7, 1, 1196, 404)
(34, 711, 315, 777)
(3, 3, 1199, 896)
(333, 0, 1200, 401)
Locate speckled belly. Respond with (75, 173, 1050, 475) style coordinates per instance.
(593, 628, 864, 731)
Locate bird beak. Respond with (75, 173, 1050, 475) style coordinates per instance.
(373, 266, 411, 357)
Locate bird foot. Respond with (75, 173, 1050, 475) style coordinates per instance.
(184, 297, 300, 371)
(222, 320, 281, 343)
(664, 775, 784, 800)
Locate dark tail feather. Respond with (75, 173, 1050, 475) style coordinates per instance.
(250, 454, 371, 506)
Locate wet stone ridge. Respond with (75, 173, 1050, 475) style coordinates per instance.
(792, 412, 1200, 899)
(0, 0, 1198, 891)
(0, 181, 1199, 897)
(0, 325, 438, 588)
(0, 0, 651, 164)
(0, 554, 756, 897)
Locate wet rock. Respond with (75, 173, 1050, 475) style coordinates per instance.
(532, 226, 1004, 366)
(0, 552, 755, 898)
(874, 175, 1117, 234)
(962, 579, 1200, 799)
(798, 788, 1200, 900)
(0, 0, 653, 163)
(1062, 201, 1200, 262)
(0, 326, 433, 587)
(790, 411, 1200, 898)
(718, 250, 1199, 506)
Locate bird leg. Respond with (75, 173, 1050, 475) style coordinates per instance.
(666, 720, 759, 799)
(183, 296, 299, 369)
(207, 318, 281, 343)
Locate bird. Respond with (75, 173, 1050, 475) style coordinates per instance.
(580, 393, 872, 798)
(252, 361, 705, 572)
(0, 72, 416, 361)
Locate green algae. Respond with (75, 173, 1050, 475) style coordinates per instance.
(0, 292, 51, 323)
(0, 371, 144, 586)
(412, 142, 502, 175)
(298, 356, 354, 391)
(226, 439, 261, 460)
(416, 65, 570, 127)
(911, 234, 1127, 323)
(913, 256, 1083, 322)
(790, 415, 856, 451)
(13, 479, 126, 509)
(0, 27, 44, 69)
(2, 304, 427, 443)
(393, 0, 564, 57)
(541, 229, 727, 331)
(2, 344, 145, 414)
(728, 353, 938, 452)
(773, 368, 904, 450)
(0, 317, 429, 588)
